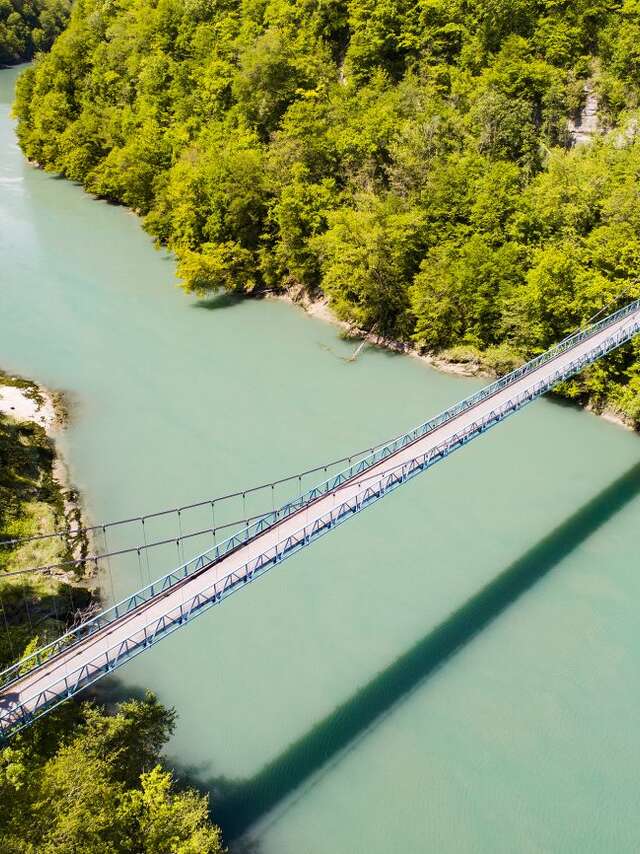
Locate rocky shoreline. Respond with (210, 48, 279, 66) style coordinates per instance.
(269, 287, 635, 432)
(0, 370, 91, 579)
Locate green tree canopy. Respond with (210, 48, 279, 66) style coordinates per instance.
(0, 693, 224, 853)
(13, 0, 640, 423)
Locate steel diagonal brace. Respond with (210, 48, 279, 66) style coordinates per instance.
(1, 310, 640, 736)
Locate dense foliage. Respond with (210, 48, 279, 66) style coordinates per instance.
(0, 383, 60, 560)
(0, 693, 224, 853)
(0, 374, 86, 665)
(0, 380, 224, 852)
(0, 0, 70, 65)
(13, 0, 640, 421)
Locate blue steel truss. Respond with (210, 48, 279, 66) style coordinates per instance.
(1, 299, 640, 738)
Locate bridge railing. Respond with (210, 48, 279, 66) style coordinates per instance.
(1, 299, 639, 692)
(4, 308, 640, 736)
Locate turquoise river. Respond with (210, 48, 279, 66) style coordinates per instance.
(2, 66, 640, 853)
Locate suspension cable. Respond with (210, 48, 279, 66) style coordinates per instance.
(4, 290, 636, 555)
(559, 282, 639, 345)
(0, 441, 387, 551)
(0, 449, 438, 578)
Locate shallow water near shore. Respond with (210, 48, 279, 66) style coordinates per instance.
(2, 65, 640, 853)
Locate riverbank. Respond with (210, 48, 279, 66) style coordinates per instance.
(0, 371, 59, 430)
(0, 369, 88, 566)
(0, 369, 94, 666)
(270, 286, 494, 375)
(5, 47, 640, 849)
(271, 286, 636, 432)
(0, 378, 224, 853)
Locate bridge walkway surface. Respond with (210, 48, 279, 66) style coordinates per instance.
(2, 300, 640, 736)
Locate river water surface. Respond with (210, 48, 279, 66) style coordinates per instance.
(2, 66, 640, 853)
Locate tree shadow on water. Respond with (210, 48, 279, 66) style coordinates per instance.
(192, 292, 245, 311)
(174, 461, 640, 845)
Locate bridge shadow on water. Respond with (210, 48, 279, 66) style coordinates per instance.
(165, 460, 640, 847)
(99, 463, 640, 847)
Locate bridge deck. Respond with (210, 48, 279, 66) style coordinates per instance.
(2, 303, 640, 732)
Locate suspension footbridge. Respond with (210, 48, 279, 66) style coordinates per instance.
(2, 299, 640, 738)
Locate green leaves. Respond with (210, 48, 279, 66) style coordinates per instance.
(177, 241, 257, 293)
(265, 165, 336, 289)
(0, 695, 223, 853)
(0, 0, 70, 64)
(12, 0, 640, 423)
(122, 766, 223, 854)
(411, 237, 524, 350)
(317, 197, 425, 336)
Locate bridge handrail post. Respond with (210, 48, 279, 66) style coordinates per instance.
(2, 299, 640, 704)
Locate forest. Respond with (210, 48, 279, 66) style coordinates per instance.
(0, 691, 224, 852)
(0, 0, 69, 64)
(0, 374, 224, 852)
(11, 0, 640, 425)
(3, 2, 640, 847)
